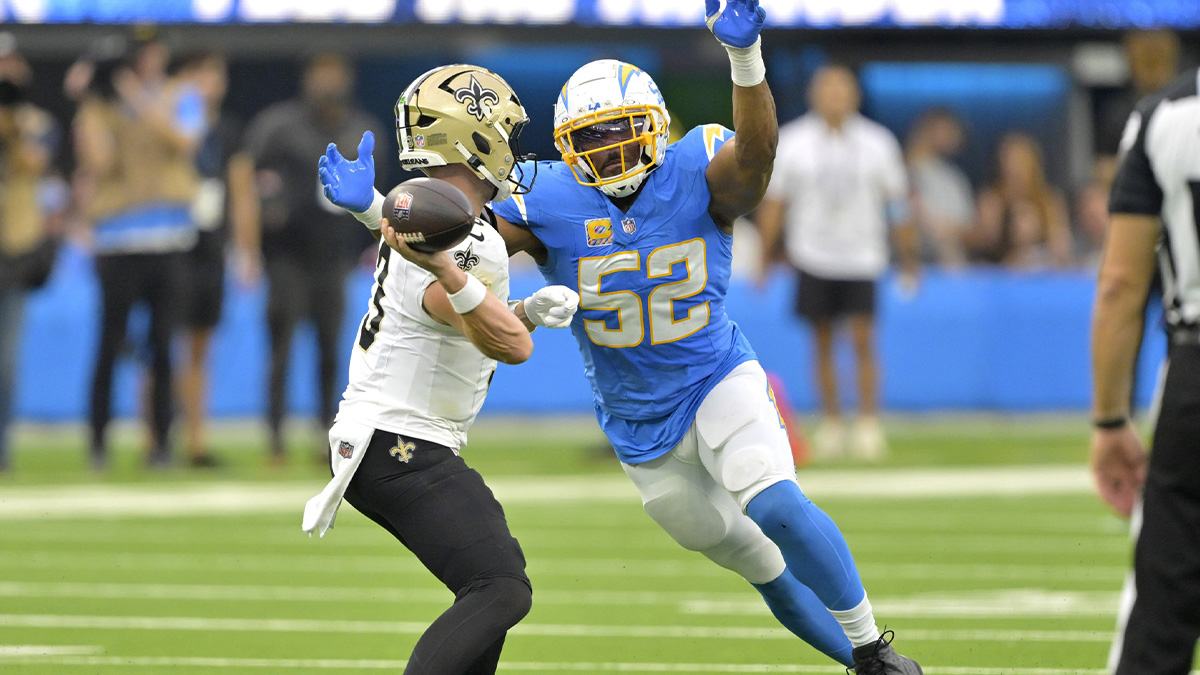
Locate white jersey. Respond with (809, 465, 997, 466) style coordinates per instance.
(336, 214, 510, 450)
(767, 113, 908, 280)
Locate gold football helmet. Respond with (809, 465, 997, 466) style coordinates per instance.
(395, 64, 534, 201)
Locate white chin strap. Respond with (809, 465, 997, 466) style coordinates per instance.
(454, 140, 514, 202)
(597, 171, 648, 198)
(578, 151, 651, 198)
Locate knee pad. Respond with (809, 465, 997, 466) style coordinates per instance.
(697, 527, 787, 585)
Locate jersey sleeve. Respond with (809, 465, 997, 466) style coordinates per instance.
(684, 124, 733, 166)
(1109, 106, 1164, 216)
(467, 234, 510, 301)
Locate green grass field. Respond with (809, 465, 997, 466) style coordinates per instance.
(0, 415, 1176, 673)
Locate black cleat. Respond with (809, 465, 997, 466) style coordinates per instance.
(849, 630, 922, 675)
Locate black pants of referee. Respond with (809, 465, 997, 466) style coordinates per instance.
(1117, 343, 1200, 674)
(89, 252, 184, 462)
(265, 256, 347, 456)
(343, 430, 532, 675)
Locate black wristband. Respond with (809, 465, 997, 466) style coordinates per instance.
(1093, 416, 1129, 430)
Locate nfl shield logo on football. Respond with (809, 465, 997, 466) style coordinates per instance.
(622, 218, 636, 234)
(394, 192, 413, 221)
(338, 441, 354, 459)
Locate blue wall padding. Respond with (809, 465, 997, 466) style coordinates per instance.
(13, 244, 1164, 421)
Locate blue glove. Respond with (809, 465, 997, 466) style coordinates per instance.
(705, 0, 766, 49)
(317, 130, 376, 213)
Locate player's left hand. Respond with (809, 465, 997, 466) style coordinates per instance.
(524, 285, 580, 328)
(1089, 423, 1148, 518)
(318, 131, 376, 214)
(705, 0, 766, 49)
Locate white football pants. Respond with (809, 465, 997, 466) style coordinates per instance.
(621, 360, 799, 584)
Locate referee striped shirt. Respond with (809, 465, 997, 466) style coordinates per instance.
(1109, 67, 1200, 329)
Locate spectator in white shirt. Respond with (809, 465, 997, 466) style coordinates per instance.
(757, 65, 917, 462)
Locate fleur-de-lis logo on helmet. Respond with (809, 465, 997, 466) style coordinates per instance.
(454, 75, 500, 122)
(454, 245, 480, 272)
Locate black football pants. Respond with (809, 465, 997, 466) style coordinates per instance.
(343, 430, 531, 675)
(1116, 344, 1200, 675)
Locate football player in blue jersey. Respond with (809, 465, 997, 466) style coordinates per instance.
(320, 1, 921, 671)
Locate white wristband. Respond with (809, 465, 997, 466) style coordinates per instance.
(351, 189, 387, 231)
(725, 37, 766, 88)
(447, 274, 487, 314)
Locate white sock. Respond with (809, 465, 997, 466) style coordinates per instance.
(829, 596, 881, 648)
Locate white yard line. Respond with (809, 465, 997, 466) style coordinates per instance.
(0, 582, 1122, 621)
(685, 589, 1119, 619)
(0, 466, 1092, 520)
(0, 550, 1125, 581)
(0, 645, 102, 656)
(0, 654, 1162, 674)
(0, 613, 1113, 643)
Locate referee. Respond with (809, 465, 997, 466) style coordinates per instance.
(1091, 66, 1200, 674)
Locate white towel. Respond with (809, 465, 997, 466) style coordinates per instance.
(302, 420, 375, 537)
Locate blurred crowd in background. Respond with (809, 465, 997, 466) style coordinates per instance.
(0, 23, 1191, 471)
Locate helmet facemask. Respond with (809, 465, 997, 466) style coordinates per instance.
(556, 107, 666, 198)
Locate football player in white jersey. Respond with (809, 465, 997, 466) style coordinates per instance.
(302, 65, 579, 675)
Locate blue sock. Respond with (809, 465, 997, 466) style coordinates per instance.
(746, 480, 866, 611)
(753, 572, 854, 667)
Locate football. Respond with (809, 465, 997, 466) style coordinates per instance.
(382, 177, 476, 254)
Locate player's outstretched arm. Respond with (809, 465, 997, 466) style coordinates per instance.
(318, 131, 386, 239)
(382, 220, 533, 364)
(703, 0, 777, 227)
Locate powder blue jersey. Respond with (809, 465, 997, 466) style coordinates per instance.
(492, 125, 756, 463)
